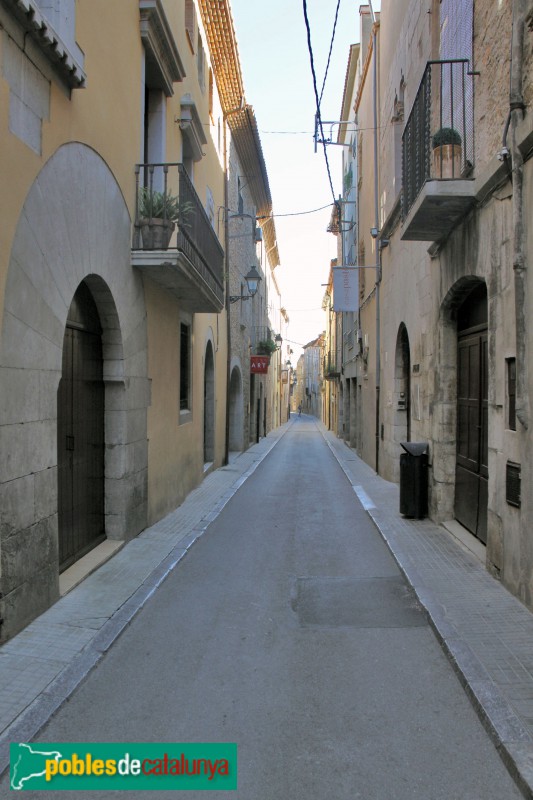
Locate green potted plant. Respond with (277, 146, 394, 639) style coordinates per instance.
(256, 338, 278, 356)
(431, 127, 462, 179)
(138, 187, 193, 249)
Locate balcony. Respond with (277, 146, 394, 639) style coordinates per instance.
(131, 163, 224, 313)
(401, 60, 476, 243)
(323, 354, 340, 380)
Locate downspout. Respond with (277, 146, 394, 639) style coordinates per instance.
(223, 118, 232, 464)
(507, 0, 529, 429)
(368, 0, 381, 472)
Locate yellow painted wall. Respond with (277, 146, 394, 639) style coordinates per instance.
(0, 0, 229, 526)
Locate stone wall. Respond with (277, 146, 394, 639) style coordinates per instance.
(0, 144, 149, 641)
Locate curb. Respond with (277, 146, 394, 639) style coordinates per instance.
(322, 427, 533, 800)
(0, 422, 291, 776)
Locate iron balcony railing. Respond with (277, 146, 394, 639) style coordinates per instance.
(133, 162, 224, 300)
(323, 353, 340, 379)
(402, 59, 475, 219)
(252, 326, 271, 348)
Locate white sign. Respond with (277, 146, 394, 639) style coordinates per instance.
(333, 267, 358, 312)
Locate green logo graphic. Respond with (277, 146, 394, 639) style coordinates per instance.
(10, 743, 238, 791)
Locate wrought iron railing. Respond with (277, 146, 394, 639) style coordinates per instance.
(133, 163, 224, 299)
(402, 60, 475, 219)
(252, 326, 271, 347)
(323, 353, 340, 379)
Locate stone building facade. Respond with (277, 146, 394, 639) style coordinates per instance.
(329, 0, 533, 609)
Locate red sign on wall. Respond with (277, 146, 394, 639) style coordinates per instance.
(250, 355, 270, 374)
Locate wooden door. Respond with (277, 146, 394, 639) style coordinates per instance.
(58, 284, 105, 571)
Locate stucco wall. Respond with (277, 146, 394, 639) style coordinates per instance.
(0, 143, 149, 640)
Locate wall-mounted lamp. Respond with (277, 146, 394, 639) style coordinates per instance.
(229, 266, 262, 303)
(274, 333, 283, 345)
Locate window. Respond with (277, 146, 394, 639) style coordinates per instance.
(197, 34, 205, 92)
(209, 69, 214, 121)
(392, 79, 405, 198)
(3, 37, 50, 154)
(180, 323, 191, 412)
(359, 241, 366, 300)
(238, 177, 244, 215)
(507, 357, 516, 431)
(185, 0, 196, 52)
(206, 187, 215, 229)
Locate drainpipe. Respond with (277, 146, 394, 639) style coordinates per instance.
(223, 118, 232, 464)
(368, 0, 381, 472)
(507, 0, 529, 429)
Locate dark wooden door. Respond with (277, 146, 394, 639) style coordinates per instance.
(455, 327, 488, 543)
(58, 284, 105, 571)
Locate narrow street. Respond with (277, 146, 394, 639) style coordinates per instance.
(3, 418, 521, 799)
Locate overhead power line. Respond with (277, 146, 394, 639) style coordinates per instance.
(319, 0, 342, 106)
(257, 202, 333, 219)
(302, 0, 337, 206)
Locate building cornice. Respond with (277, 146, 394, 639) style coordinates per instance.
(140, 0, 186, 96)
(338, 43, 360, 144)
(1, 0, 86, 87)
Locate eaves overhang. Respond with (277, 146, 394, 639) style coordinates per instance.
(229, 105, 279, 268)
(198, 0, 279, 269)
(197, 0, 244, 113)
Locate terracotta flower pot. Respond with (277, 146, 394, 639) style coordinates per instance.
(139, 217, 175, 250)
(432, 144, 462, 179)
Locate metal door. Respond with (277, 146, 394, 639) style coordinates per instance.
(455, 303, 488, 543)
(58, 284, 105, 571)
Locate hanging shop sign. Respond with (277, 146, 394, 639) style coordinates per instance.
(250, 355, 270, 374)
(332, 267, 358, 312)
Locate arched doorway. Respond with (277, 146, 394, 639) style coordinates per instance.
(204, 341, 215, 463)
(455, 283, 488, 543)
(57, 281, 105, 571)
(228, 365, 244, 452)
(394, 324, 411, 444)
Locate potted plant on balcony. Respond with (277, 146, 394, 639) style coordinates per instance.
(138, 187, 181, 250)
(255, 338, 278, 357)
(432, 127, 462, 179)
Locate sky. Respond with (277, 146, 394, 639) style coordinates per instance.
(229, 0, 380, 361)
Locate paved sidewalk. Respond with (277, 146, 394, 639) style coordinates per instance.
(0, 423, 290, 775)
(3, 414, 533, 797)
(321, 422, 533, 799)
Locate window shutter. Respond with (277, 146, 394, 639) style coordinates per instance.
(185, 0, 196, 52)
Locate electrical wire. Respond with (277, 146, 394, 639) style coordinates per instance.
(319, 0, 342, 106)
(257, 202, 333, 219)
(302, 0, 337, 206)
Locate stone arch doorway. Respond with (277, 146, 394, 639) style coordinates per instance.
(394, 324, 411, 444)
(228, 365, 244, 452)
(58, 281, 106, 571)
(204, 341, 215, 463)
(455, 282, 488, 543)
(0, 143, 149, 641)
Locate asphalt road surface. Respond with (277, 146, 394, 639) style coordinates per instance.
(2, 418, 523, 798)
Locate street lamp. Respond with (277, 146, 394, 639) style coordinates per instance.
(229, 266, 262, 303)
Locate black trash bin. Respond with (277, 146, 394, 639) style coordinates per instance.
(399, 442, 428, 519)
